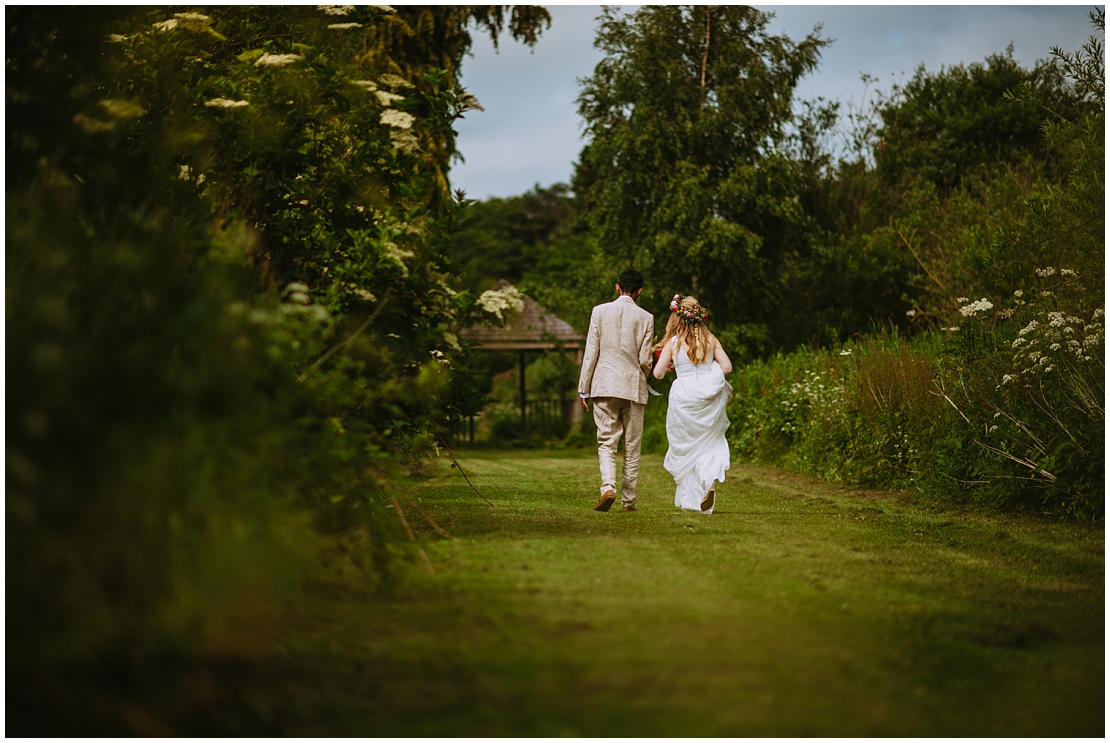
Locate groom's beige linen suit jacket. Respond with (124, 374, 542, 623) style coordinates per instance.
(577, 295, 654, 404)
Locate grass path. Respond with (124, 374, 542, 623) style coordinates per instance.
(280, 450, 1103, 736)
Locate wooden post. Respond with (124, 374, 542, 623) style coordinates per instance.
(519, 350, 527, 437)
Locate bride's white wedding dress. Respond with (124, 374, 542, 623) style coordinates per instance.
(664, 339, 732, 513)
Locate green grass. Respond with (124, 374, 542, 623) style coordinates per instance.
(266, 449, 1102, 736)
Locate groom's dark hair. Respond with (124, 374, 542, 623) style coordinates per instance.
(618, 269, 644, 294)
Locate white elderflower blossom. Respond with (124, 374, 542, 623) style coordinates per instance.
(328, 22, 362, 29)
(1047, 311, 1065, 327)
(390, 129, 420, 152)
(477, 285, 525, 322)
(375, 90, 405, 107)
(1001, 374, 1013, 385)
(1060, 268, 1076, 276)
(351, 80, 378, 90)
(384, 242, 415, 276)
(1036, 267, 1056, 277)
(1018, 320, 1038, 336)
(1093, 309, 1104, 320)
(318, 5, 355, 15)
(153, 18, 179, 31)
(206, 97, 250, 109)
(957, 297, 969, 303)
(958, 298, 993, 317)
(838, 349, 851, 356)
(1013, 289, 1023, 298)
(107, 33, 129, 43)
(1049, 343, 1061, 351)
(1012, 337, 1026, 348)
(256, 53, 302, 67)
(380, 109, 414, 129)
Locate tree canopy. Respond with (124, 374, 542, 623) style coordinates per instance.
(574, 5, 830, 355)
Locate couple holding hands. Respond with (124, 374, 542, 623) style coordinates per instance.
(578, 270, 733, 515)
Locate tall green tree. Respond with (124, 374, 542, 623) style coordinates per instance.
(575, 5, 829, 355)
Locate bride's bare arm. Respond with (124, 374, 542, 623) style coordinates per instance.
(713, 338, 733, 375)
(653, 341, 674, 379)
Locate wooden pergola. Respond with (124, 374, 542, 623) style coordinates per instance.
(460, 281, 586, 437)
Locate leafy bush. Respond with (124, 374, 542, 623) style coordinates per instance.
(5, 5, 550, 732)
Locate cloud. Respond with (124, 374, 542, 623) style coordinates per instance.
(450, 5, 1099, 199)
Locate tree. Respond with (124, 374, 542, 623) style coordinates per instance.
(874, 46, 1092, 195)
(450, 183, 575, 292)
(575, 5, 830, 355)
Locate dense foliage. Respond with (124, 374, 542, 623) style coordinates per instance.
(6, 5, 549, 733)
(575, 5, 832, 359)
(451, 8, 1104, 516)
(727, 11, 1105, 518)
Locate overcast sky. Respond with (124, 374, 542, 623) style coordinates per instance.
(450, 4, 1100, 200)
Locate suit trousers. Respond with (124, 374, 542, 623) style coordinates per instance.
(591, 396, 645, 506)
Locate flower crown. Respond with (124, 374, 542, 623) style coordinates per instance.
(669, 294, 708, 325)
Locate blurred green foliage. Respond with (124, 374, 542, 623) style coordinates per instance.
(5, 5, 550, 733)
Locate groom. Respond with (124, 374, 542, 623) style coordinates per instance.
(578, 269, 655, 512)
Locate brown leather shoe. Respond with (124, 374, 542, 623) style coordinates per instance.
(622, 504, 638, 512)
(700, 488, 715, 512)
(593, 490, 616, 512)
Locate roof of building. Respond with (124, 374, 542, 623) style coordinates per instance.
(460, 280, 585, 350)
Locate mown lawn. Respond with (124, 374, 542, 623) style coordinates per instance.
(265, 449, 1103, 736)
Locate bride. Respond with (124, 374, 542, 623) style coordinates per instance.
(652, 295, 733, 513)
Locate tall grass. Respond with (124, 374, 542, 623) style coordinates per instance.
(726, 287, 1103, 519)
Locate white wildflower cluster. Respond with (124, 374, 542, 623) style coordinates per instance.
(1036, 267, 1056, 277)
(178, 165, 206, 186)
(206, 97, 250, 109)
(256, 53, 302, 68)
(318, 5, 355, 15)
(777, 369, 845, 435)
(383, 241, 415, 276)
(1061, 269, 1077, 277)
(328, 23, 362, 30)
(281, 282, 328, 322)
(380, 109, 414, 129)
(1005, 307, 1102, 386)
(477, 285, 524, 324)
(958, 297, 994, 317)
(152, 12, 224, 39)
(375, 91, 406, 108)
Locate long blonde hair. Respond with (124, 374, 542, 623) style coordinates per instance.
(657, 296, 714, 364)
